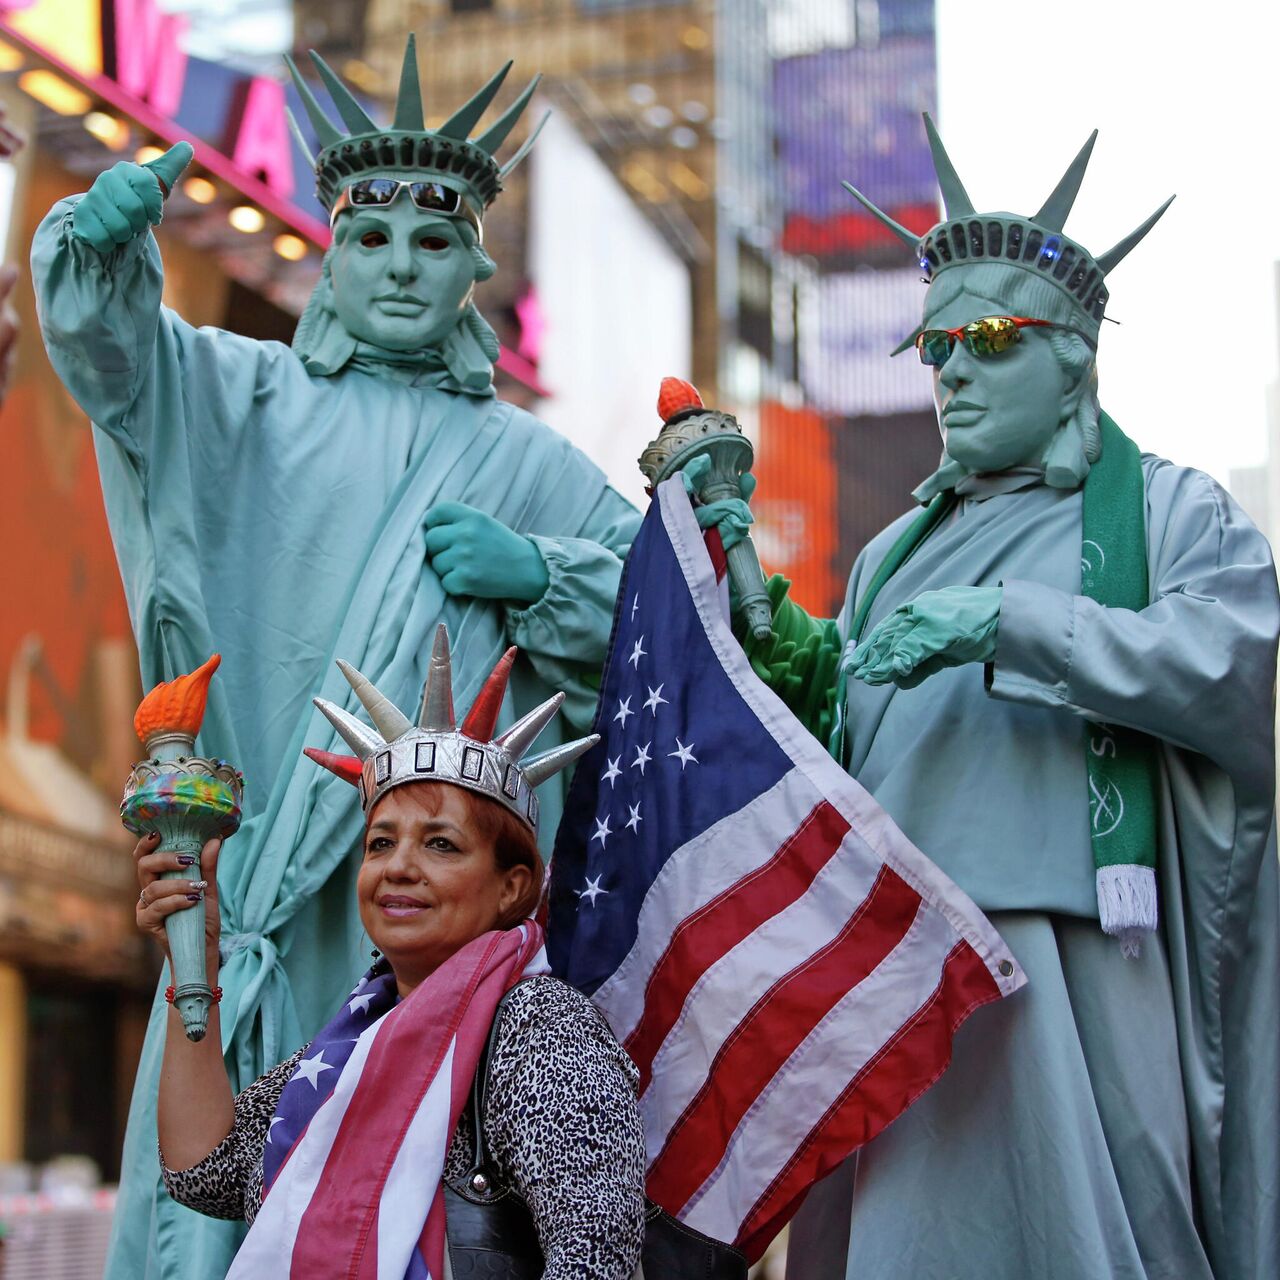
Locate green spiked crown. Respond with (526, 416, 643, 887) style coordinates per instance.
(285, 34, 544, 219)
(843, 114, 1173, 339)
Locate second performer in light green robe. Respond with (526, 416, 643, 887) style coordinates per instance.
(750, 120, 1279, 1280)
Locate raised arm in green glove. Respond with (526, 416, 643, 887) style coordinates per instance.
(70, 142, 192, 253)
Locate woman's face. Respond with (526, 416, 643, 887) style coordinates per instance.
(357, 785, 531, 995)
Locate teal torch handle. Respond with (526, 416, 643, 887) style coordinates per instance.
(725, 537, 774, 641)
(699, 474, 773, 641)
(157, 829, 213, 1042)
(122, 767, 241, 1044)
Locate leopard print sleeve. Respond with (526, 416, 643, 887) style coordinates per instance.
(160, 1045, 307, 1222)
(483, 976, 646, 1280)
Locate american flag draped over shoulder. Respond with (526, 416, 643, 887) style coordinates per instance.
(227, 923, 548, 1280)
(547, 478, 1025, 1262)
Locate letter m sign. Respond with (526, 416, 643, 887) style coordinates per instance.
(104, 0, 189, 119)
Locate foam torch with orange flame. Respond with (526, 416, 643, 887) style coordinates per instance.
(639, 377, 773, 640)
(121, 655, 243, 1041)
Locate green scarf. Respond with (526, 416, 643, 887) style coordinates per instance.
(834, 413, 1159, 955)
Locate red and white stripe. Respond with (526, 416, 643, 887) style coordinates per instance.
(588, 480, 1026, 1262)
(228, 925, 547, 1280)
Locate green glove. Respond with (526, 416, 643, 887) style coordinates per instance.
(682, 454, 755, 552)
(423, 501, 550, 603)
(851, 586, 1002, 689)
(70, 142, 194, 253)
(739, 574, 842, 743)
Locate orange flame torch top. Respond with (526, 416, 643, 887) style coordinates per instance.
(133, 654, 221, 748)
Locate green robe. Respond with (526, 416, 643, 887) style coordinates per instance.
(782, 461, 1279, 1280)
(31, 197, 640, 1280)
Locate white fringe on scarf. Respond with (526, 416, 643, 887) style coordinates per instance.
(1096, 864, 1158, 959)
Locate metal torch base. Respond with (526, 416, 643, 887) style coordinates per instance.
(172, 982, 213, 1042)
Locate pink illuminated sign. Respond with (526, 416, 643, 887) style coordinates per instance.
(110, 0, 187, 117)
(100, 0, 295, 201)
(230, 76, 295, 200)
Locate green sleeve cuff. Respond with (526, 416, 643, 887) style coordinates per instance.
(738, 575, 842, 744)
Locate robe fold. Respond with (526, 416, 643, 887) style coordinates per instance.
(31, 198, 641, 1280)
(786, 457, 1279, 1280)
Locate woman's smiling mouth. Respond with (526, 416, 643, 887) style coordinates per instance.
(378, 894, 430, 917)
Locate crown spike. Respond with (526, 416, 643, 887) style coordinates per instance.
(284, 54, 342, 150)
(1096, 195, 1175, 275)
(418, 624, 456, 732)
(923, 113, 975, 218)
(841, 180, 920, 249)
(498, 108, 549, 179)
(438, 61, 512, 141)
(891, 325, 924, 357)
(304, 747, 363, 787)
(1033, 130, 1098, 232)
(313, 697, 382, 760)
(392, 33, 425, 131)
(475, 75, 540, 155)
(460, 647, 516, 742)
(308, 49, 378, 135)
(522, 734, 599, 787)
(336, 660, 413, 741)
(285, 107, 316, 165)
(494, 692, 564, 761)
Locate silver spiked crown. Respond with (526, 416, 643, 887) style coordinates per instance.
(305, 625, 597, 835)
(842, 113, 1174, 347)
(285, 34, 546, 220)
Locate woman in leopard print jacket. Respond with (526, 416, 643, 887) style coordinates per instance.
(136, 746, 646, 1278)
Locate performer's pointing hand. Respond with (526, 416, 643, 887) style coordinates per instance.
(852, 585, 1002, 689)
(71, 141, 194, 253)
(423, 502, 550, 603)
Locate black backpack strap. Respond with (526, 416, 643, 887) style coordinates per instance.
(444, 979, 544, 1273)
(455, 976, 540, 1201)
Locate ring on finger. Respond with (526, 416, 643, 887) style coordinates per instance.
(139, 887, 148, 906)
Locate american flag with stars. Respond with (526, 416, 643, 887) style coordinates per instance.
(547, 477, 1025, 1262)
(228, 924, 548, 1280)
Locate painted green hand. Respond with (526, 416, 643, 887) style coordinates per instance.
(683, 454, 756, 552)
(852, 586, 1002, 689)
(70, 142, 194, 253)
(423, 502, 550, 603)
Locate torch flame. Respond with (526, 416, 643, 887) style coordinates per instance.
(134, 654, 221, 747)
(657, 376, 704, 422)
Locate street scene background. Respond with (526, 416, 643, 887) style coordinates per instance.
(0, 1, 1276, 1275)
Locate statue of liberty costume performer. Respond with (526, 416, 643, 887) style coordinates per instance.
(31, 39, 640, 1279)
(736, 121, 1279, 1280)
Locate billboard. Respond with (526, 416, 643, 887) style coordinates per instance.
(799, 266, 934, 417)
(5, 0, 324, 223)
(751, 401, 843, 617)
(833, 410, 943, 570)
(773, 36, 937, 259)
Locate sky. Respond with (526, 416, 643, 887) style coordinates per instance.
(936, 2, 1280, 487)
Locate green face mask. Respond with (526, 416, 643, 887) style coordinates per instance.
(921, 283, 1085, 476)
(328, 197, 479, 353)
